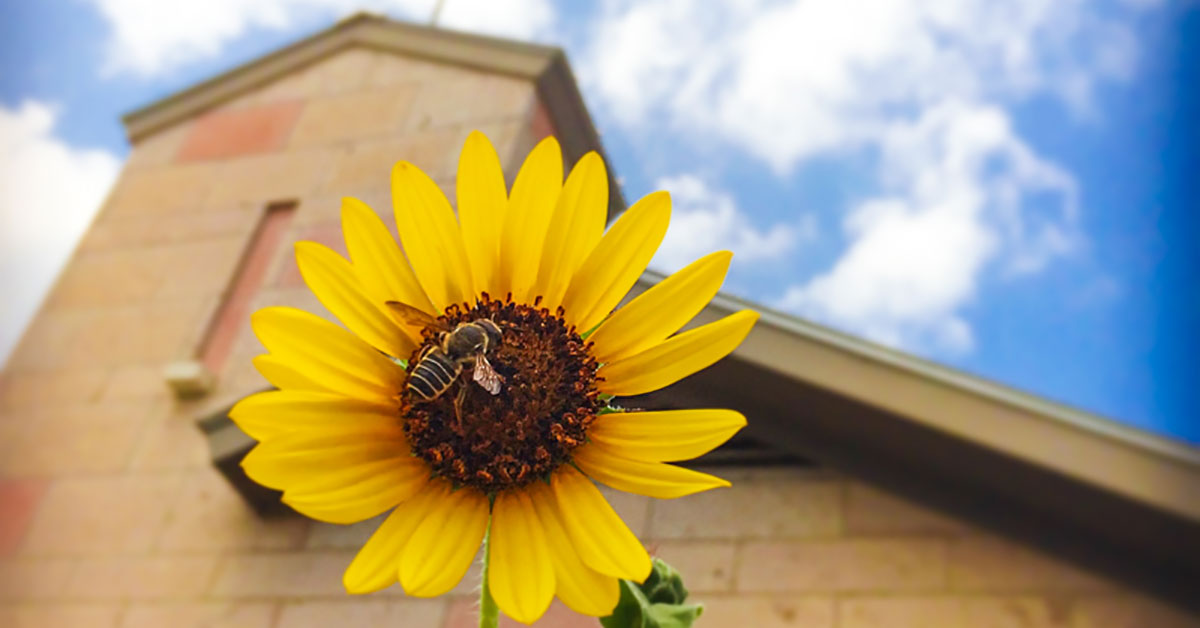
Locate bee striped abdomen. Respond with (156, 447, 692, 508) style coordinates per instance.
(407, 349, 460, 401)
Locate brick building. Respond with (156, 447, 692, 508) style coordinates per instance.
(1, 14, 1198, 628)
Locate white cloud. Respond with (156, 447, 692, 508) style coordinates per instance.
(778, 101, 1078, 354)
(437, 0, 554, 41)
(0, 102, 120, 366)
(584, 0, 1142, 172)
(649, 174, 811, 274)
(582, 0, 1150, 354)
(88, 0, 555, 77)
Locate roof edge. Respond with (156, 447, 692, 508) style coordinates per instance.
(122, 13, 561, 142)
(722, 283, 1195, 463)
(633, 270, 1200, 523)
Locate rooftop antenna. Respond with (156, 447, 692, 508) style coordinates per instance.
(429, 0, 446, 27)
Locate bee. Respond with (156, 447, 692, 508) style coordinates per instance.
(387, 301, 505, 423)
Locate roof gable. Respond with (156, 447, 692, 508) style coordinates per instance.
(122, 13, 623, 217)
(124, 13, 554, 142)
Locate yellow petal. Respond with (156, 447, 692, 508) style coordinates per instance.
(574, 442, 731, 499)
(241, 431, 412, 491)
(243, 432, 428, 524)
(399, 484, 489, 597)
(341, 197, 435, 321)
(560, 191, 670, 334)
(527, 482, 620, 617)
(456, 131, 508, 298)
(294, 241, 415, 359)
(598, 309, 758, 396)
(498, 136, 563, 303)
(252, 354, 322, 392)
(489, 490, 555, 624)
(532, 152, 608, 311)
(588, 409, 747, 462)
(229, 389, 399, 442)
(344, 483, 441, 594)
(283, 458, 430, 524)
(588, 251, 732, 364)
(392, 161, 476, 308)
(251, 307, 403, 404)
(550, 466, 650, 582)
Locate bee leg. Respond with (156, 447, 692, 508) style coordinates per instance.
(453, 384, 468, 431)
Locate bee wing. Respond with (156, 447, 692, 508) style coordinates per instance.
(385, 301, 446, 330)
(472, 354, 504, 396)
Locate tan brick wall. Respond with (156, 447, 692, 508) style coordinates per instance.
(0, 45, 1195, 628)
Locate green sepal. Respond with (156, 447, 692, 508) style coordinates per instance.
(580, 320, 604, 340)
(600, 558, 704, 628)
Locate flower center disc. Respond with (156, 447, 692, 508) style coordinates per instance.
(401, 295, 601, 494)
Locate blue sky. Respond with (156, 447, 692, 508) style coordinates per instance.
(1, 0, 1196, 443)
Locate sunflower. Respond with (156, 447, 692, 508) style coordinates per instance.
(231, 131, 758, 624)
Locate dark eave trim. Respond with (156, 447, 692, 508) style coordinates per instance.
(631, 272, 1200, 522)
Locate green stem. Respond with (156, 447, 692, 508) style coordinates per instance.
(479, 520, 500, 628)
